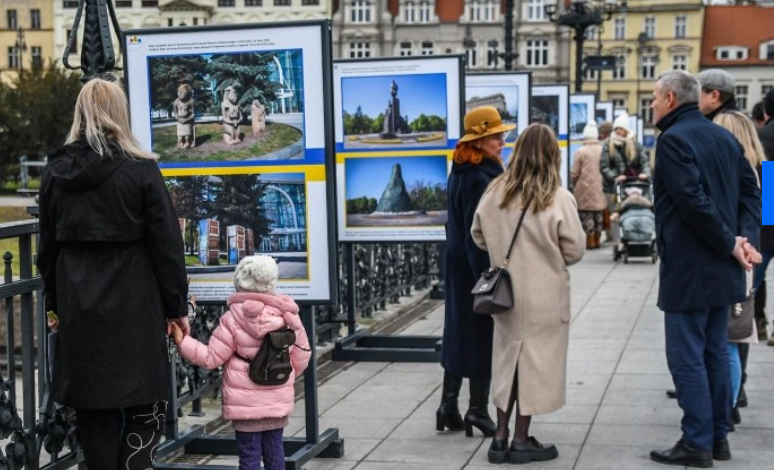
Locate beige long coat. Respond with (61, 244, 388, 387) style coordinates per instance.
(570, 141, 607, 211)
(471, 186, 586, 416)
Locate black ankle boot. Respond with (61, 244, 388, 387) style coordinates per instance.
(436, 372, 464, 432)
(464, 378, 496, 437)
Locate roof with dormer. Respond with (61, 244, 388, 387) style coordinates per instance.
(702, 5, 774, 66)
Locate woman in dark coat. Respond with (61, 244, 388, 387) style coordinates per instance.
(37, 78, 190, 470)
(439, 106, 515, 438)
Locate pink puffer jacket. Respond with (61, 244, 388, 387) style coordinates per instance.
(177, 292, 311, 421)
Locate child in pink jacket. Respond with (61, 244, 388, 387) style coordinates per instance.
(170, 255, 311, 470)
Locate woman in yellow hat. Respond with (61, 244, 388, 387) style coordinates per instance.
(438, 106, 514, 438)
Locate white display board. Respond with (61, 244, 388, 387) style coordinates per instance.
(531, 84, 570, 188)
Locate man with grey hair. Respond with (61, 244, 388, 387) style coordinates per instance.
(696, 69, 739, 120)
(649, 69, 761, 467)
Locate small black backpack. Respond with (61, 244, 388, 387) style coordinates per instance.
(236, 328, 296, 386)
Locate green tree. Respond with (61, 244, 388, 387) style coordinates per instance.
(0, 63, 81, 181)
(371, 112, 385, 133)
(409, 180, 447, 212)
(350, 106, 373, 135)
(149, 55, 212, 116)
(207, 174, 272, 252)
(207, 53, 279, 116)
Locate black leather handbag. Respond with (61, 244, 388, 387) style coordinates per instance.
(729, 297, 754, 341)
(471, 200, 530, 315)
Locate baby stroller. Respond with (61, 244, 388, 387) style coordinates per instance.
(612, 180, 658, 264)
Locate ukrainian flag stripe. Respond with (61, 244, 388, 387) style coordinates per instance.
(162, 164, 326, 181)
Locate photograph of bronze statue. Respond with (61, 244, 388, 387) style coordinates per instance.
(147, 50, 305, 162)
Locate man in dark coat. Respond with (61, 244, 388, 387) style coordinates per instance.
(696, 69, 739, 121)
(648, 70, 761, 467)
(756, 89, 774, 346)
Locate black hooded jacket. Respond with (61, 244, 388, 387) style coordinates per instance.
(37, 140, 188, 408)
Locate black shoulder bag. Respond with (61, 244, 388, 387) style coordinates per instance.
(235, 328, 299, 386)
(471, 199, 530, 315)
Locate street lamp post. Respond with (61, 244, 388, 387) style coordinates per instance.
(63, 0, 123, 83)
(634, 32, 659, 122)
(14, 27, 27, 73)
(463, 23, 476, 70)
(545, 0, 626, 93)
(502, 0, 517, 71)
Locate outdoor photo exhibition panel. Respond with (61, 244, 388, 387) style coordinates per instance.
(595, 101, 614, 125)
(569, 93, 597, 174)
(333, 55, 464, 243)
(531, 84, 570, 188)
(465, 72, 531, 165)
(124, 21, 337, 304)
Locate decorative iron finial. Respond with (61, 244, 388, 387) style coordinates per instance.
(63, 0, 123, 83)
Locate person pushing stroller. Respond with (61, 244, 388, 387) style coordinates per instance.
(611, 183, 657, 263)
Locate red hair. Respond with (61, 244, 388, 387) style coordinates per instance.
(453, 140, 501, 165)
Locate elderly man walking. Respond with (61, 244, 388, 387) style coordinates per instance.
(648, 70, 761, 468)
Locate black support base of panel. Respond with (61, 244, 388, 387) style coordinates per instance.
(332, 329, 441, 363)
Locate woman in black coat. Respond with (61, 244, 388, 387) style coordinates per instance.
(439, 106, 515, 437)
(37, 78, 190, 470)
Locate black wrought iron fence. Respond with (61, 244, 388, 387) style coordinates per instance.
(0, 217, 438, 468)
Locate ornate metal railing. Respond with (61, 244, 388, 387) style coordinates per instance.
(0, 217, 438, 468)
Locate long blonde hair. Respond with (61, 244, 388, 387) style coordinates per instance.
(66, 78, 156, 160)
(713, 110, 766, 184)
(492, 124, 561, 212)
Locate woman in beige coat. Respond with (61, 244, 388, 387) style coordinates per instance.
(570, 121, 607, 249)
(472, 124, 586, 465)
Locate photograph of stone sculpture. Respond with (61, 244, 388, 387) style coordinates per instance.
(531, 95, 560, 137)
(147, 50, 305, 162)
(344, 156, 448, 227)
(341, 74, 448, 149)
(166, 173, 309, 280)
(570, 102, 588, 141)
(465, 85, 519, 140)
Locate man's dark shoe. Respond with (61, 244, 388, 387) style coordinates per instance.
(713, 439, 731, 461)
(666, 389, 677, 399)
(507, 436, 558, 464)
(732, 406, 741, 425)
(650, 440, 713, 468)
(736, 388, 748, 408)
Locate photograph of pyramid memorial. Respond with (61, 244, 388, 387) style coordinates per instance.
(341, 74, 448, 149)
(345, 156, 448, 227)
(147, 50, 304, 162)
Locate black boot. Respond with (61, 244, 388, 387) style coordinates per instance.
(464, 378, 496, 437)
(436, 372, 464, 432)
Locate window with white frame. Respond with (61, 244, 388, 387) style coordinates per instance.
(644, 17, 655, 39)
(671, 54, 687, 71)
(421, 41, 434, 55)
(674, 15, 687, 39)
(7, 10, 17, 29)
(640, 98, 654, 124)
(399, 41, 412, 56)
(8, 47, 19, 69)
(487, 40, 499, 68)
(735, 86, 748, 110)
(614, 17, 626, 40)
(350, 0, 372, 23)
(466, 43, 478, 68)
(585, 65, 598, 81)
(31, 9, 41, 29)
(585, 26, 598, 41)
(527, 0, 545, 22)
(613, 54, 626, 79)
(762, 85, 773, 97)
(761, 42, 774, 60)
(349, 41, 371, 58)
(611, 97, 626, 109)
(641, 55, 657, 79)
(418, 1, 431, 23)
(716, 46, 747, 61)
(468, 1, 481, 22)
(484, 0, 497, 21)
(31, 46, 42, 68)
(525, 39, 549, 67)
(403, 1, 415, 22)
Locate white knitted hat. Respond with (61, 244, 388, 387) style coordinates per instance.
(233, 255, 279, 293)
(582, 121, 598, 141)
(613, 112, 630, 133)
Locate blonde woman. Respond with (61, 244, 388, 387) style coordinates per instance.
(472, 124, 586, 464)
(37, 78, 190, 470)
(713, 110, 768, 427)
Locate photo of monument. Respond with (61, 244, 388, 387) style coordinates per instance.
(344, 156, 448, 227)
(465, 85, 519, 141)
(341, 74, 448, 149)
(147, 50, 305, 162)
(570, 102, 588, 141)
(166, 173, 309, 280)
(531, 95, 560, 137)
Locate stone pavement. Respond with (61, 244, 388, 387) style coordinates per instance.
(179, 246, 774, 469)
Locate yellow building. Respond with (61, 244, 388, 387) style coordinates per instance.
(0, 0, 55, 84)
(569, 0, 704, 126)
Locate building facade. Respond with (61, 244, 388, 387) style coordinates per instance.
(700, 4, 774, 113)
(53, 0, 332, 70)
(0, 0, 55, 83)
(570, 0, 703, 125)
(332, 0, 571, 84)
